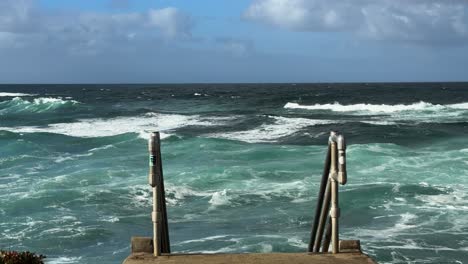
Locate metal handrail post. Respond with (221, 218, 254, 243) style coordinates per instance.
(330, 134, 347, 254)
(312, 181, 331, 252)
(309, 131, 347, 254)
(329, 140, 339, 254)
(337, 135, 347, 185)
(149, 132, 161, 256)
(312, 131, 337, 252)
(321, 217, 332, 252)
(148, 132, 171, 256)
(308, 143, 331, 252)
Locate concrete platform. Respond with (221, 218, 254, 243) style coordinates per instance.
(123, 252, 377, 264)
(123, 237, 377, 264)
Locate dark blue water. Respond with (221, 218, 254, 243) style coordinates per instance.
(0, 83, 467, 264)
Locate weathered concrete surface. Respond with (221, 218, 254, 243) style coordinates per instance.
(123, 252, 377, 264)
(131, 237, 153, 254)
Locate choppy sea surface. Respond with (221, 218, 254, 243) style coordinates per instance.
(0, 83, 467, 264)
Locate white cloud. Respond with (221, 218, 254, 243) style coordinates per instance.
(0, 0, 41, 33)
(244, 0, 360, 32)
(244, 0, 468, 45)
(0, 0, 194, 54)
(148, 7, 193, 39)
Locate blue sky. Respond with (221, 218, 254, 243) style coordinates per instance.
(1, 0, 468, 83)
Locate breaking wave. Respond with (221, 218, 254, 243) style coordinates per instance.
(0, 97, 80, 114)
(0, 113, 228, 139)
(0, 92, 36, 97)
(208, 116, 335, 143)
(284, 101, 468, 113)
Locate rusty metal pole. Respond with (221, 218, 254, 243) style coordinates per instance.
(148, 132, 161, 256)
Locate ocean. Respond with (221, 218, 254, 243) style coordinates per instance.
(0, 83, 467, 264)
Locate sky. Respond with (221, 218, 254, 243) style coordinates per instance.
(0, 0, 468, 83)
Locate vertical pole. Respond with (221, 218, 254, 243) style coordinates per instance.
(312, 131, 336, 252)
(337, 135, 347, 185)
(148, 132, 171, 255)
(157, 137, 171, 254)
(321, 217, 332, 252)
(312, 182, 331, 252)
(148, 132, 161, 256)
(152, 187, 160, 256)
(329, 141, 339, 254)
(308, 144, 331, 252)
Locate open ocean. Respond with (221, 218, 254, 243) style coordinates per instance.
(0, 83, 467, 264)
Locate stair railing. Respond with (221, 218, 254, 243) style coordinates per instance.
(308, 131, 347, 254)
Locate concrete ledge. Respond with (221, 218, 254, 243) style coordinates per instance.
(339, 240, 361, 253)
(123, 252, 377, 264)
(130, 238, 362, 254)
(131, 237, 153, 254)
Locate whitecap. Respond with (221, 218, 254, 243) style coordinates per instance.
(360, 120, 399, 126)
(47, 256, 82, 264)
(284, 101, 447, 113)
(352, 212, 418, 239)
(260, 243, 273, 253)
(176, 235, 230, 245)
(287, 237, 308, 248)
(415, 190, 468, 211)
(54, 152, 93, 163)
(99, 216, 120, 223)
(286, 101, 468, 124)
(88, 144, 116, 152)
(208, 116, 335, 143)
(449, 102, 468, 109)
(0, 113, 226, 139)
(208, 189, 231, 207)
(0, 97, 80, 114)
(0, 92, 36, 97)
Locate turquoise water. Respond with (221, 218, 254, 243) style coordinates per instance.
(0, 84, 467, 263)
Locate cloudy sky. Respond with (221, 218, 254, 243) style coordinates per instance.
(1, 0, 468, 83)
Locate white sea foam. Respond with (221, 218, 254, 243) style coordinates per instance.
(208, 189, 231, 207)
(209, 116, 335, 143)
(284, 101, 468, 116)
(0, 97, 80, 113)
(352, 212, 418, 240)
(415, 191, 468, 211)
(163, 176, 311, 207)
(54, 152, 94, 163)
(0, 92, 36, 97)
(88, 144, 116, 152)
(284, 101, 450, 113)
(284, 101, 468, 125)
(165, 184, 213, 206)
(47, 256, 82, 264)
(287, 237, 308, 248)
(0, 113, 225, 139)
(99, 216, 119, 223)
(360, 120, 399, 126)
(176, 235, 230, 245)
(449, 102, 468, 109)
(260, 243, 273, 252)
